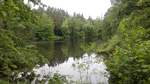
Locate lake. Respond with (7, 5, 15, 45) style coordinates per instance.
(16, 40, 109, 84)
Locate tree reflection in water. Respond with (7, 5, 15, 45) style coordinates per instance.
(31, 53, 109, 84)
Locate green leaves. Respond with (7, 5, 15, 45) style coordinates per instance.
(0, 0, 48, 80)
(13, 6, 19, 11)
(104, 0, 150, 84)
(1, 11, 7, 17)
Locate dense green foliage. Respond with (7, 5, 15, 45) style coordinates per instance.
(0, 0, 48, 80)
(61, 16, 102, 40)
(32, 7, 102, 41)
(103, 0, 150, 84)
(0, 0, 150, 83)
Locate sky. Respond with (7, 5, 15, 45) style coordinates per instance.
(41, 0, 111, 19)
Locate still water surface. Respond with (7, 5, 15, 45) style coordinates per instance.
(31, 40, 109, 84)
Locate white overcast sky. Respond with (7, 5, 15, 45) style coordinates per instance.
(41, 0, 111, 19)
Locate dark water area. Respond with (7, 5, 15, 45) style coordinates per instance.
(35, 40, 87, 66)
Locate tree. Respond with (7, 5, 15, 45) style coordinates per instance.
(33, 8, 54, 40)
(104, 0, 150, 83)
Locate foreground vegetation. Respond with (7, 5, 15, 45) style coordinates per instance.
(0, 0, 150, 84)
(102, 0, 150, 84)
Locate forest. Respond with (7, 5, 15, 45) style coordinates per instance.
(0, 0, 150, 84)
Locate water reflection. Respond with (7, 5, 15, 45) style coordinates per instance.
(35, 40, 85, 66)
(32, 53, 109, 84)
